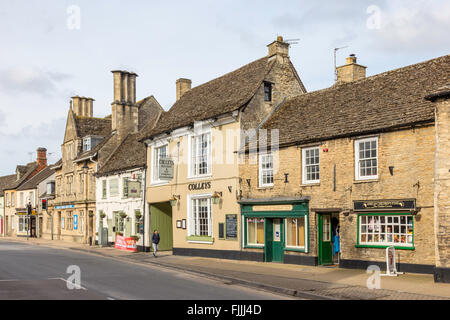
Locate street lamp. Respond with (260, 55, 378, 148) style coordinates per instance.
(212, 192, 222, 205)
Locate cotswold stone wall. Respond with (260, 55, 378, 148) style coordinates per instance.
(434, 97, 450, 269)
(239, 125, 436, 266)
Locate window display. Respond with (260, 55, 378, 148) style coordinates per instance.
(359, 214, 413, 247)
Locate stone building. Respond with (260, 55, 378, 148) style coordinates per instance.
(2, 148, 49, 237)
(238, 54, 450, 282)
(95, 96, 163, 251)
(0, 174, 15, 236)
(49, 71, 163, 244)
(139, 36, 306, 257)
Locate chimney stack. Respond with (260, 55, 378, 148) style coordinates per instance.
(71, 96, 94, 117)
(111, 70, 139, 141)
(336, 54, 367, 84)
(36, 147, 47, 169)
(267, 36, 290, 63)
(176, 78, 192, 101)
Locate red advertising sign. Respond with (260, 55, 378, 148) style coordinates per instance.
(114, 235, 137, 252)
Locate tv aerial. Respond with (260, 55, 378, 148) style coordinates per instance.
(334, 46, 349, 82)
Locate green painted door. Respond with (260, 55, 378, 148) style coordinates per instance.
(150, 202, 173, 251)
(264, 219, 273, 262)
(265, 218, 284, 262)
(318, 214, 333, 265)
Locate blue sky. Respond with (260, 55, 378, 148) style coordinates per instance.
(0, 0, 449, 176)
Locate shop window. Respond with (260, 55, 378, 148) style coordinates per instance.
(355, 137, 378, 180)
(358, 214, 413, 248)
(302, 147, 320, 184)
(247, 218, 265, 246)
(259, 153, 274, 187)
(189, 197, 212, 237)
(18, 216, 28, 233)
(286, 217, 306, 248)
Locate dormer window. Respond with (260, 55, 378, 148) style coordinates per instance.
(83, 137, 91, 152)
(264, 82, 272, 102)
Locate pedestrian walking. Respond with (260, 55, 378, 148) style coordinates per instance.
(152, 229, 160, 257)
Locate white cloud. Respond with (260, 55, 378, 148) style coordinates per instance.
(0, 66, 72, 96)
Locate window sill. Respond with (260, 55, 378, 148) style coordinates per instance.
(186, 236, 214, 244)
(244, 245, 265, 249)
(355, 244, 414, 250)
(187, 174, 213, 181)
(150, 181, 170, 187)
(353, 179, 379, 184)
(300, 182, 320, 187)
(285, 246, 307, 253)
(257, 185, 274, 190)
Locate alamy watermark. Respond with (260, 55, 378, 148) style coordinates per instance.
(366, 265, 381, 290)
(66, 265, 82, 290)
(366, 5, 382, 30)
(67, 5, 81, 30)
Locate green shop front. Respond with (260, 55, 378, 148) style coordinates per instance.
(239, 197, 316, 266)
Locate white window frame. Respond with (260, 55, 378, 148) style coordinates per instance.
(151, 144, 169, 185)
(355, 137, 379, 180)
(358, 214, 413, 248)
(109, 178, 119, 197)
(258, 153, 274, 188)
(188, 131, 212, 179)
(302, 147, 320, 184)
(83, 137, 91, 152)
(285, 217, 308, 251)
(187, 194, 213, 240)
(246, 217, 265, 247)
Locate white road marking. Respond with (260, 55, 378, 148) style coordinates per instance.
(47, 277, 88, 290)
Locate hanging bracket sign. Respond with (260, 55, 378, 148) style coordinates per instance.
(159, 157, 174, 180)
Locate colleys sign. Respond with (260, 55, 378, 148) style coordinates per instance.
(353, 199, 416, 211)
(188, 182, 211, 191)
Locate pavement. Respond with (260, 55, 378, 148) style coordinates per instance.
(1, 236, 449, 300)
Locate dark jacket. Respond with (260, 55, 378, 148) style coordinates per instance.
(152, 233, 160, 244)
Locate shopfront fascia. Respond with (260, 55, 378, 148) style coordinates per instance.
(239, 198, 310, 263)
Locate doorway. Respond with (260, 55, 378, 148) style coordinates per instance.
(317, 213, 340, 265)
(265, 218, 284, 263)
(150, 202, 173, 251)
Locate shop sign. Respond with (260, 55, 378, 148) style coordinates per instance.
(114, 234, 137, 252)
(188, 182, 211, 191)
(225, 214, 238, 239)
(74, 214, 78, 230)
(353, 199, 415, 211)
(159, 157, 174, 180)
(252, 204, 293, 212)
(55, 205, 75, 209)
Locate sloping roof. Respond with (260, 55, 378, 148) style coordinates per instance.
(139, 56, 275, 140)
(258, 54, 450, 149)
(75, 116, 111, 138)
(6, 162, 40, 190)
(96, 133, 146, 176)
(0, 174, 16, 197)
(137, 96, 164, 131)
(74, 132, 115, 162)
(17, 166, 55, 191)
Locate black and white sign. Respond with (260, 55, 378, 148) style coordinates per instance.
(159, 158, 174, 180)
(225, 214, 238, 239)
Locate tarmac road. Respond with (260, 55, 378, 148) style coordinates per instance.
(0, 240, 295, 300)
